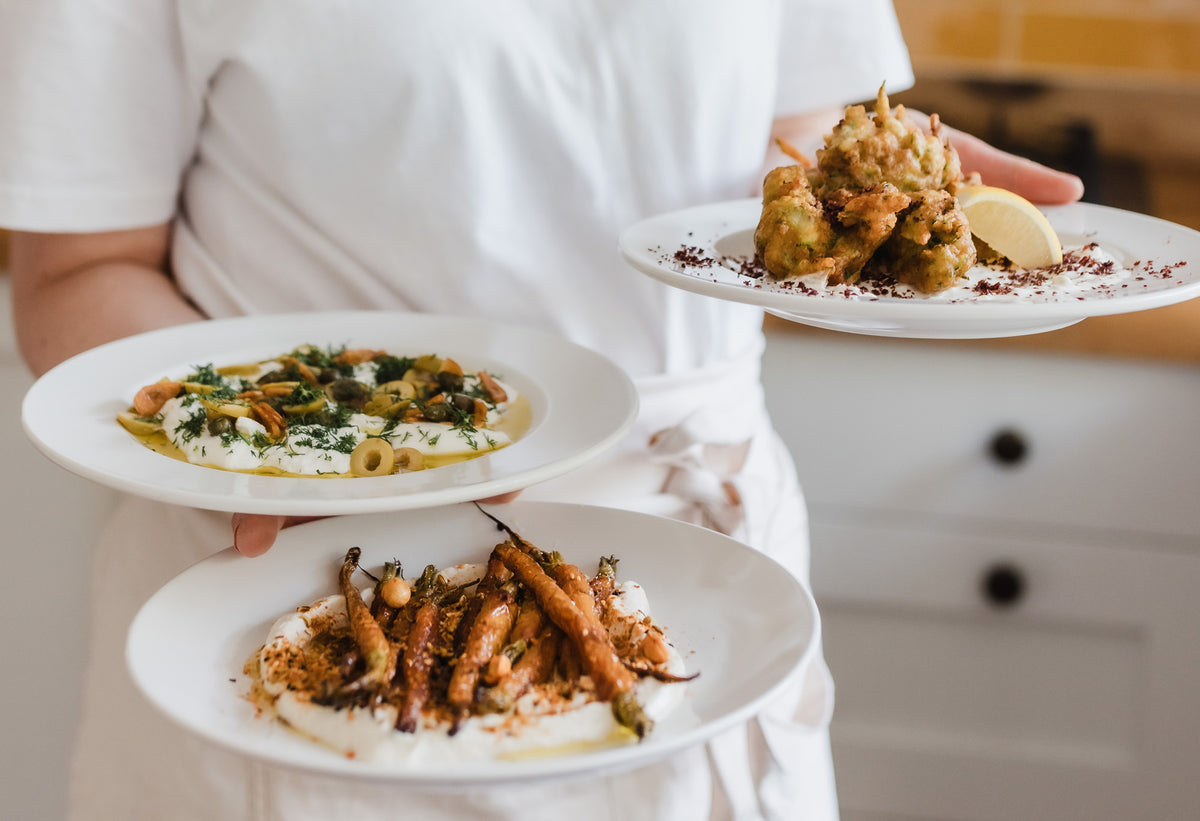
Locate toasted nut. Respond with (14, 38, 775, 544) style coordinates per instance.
(133, 380, 182, 416)
(641, 632, 671, 665)
(262, 381, 301, 397)
(472, 398, 489, 426)
(334, 348, 382, 366)
(477, 371, 508, 403)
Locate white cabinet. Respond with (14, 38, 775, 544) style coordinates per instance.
(761, 331, 1200, 821)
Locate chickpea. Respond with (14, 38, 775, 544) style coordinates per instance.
(379, 576, 411, 609)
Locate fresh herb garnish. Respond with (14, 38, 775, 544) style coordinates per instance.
(184, 363, 225, 387)
(373, 354, 416, 385)
(174, 410, 207, 443)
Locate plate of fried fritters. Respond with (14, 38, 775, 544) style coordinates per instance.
(620, 89, 1200, 339)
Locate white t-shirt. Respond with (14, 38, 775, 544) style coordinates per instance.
(0, 0, 911, 377)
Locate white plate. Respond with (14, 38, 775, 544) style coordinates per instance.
(126, 501, 819, 785)
(22, 312, 637, 515)
(620, 198, 1200, 339)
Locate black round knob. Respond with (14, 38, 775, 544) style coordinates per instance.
(989, 429, 1028, 466)
(982, 563, 1026, 607)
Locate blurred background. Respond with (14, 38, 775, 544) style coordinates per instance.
(887, 0, 1200, 359)
(3, 2, 1200, 819)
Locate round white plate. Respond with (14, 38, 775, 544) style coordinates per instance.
(619, 198, 1200, 339)
(22, 312, 637, 515)
(126, 501, 819, 785)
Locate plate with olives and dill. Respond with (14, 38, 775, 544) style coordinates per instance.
(22, 311, 637, 515)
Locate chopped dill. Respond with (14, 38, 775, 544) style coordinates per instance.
(184, 363, 224, 387)
(174, 410, 207, 443)
(373, 354, 416, 385)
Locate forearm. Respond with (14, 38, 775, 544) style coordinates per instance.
(10, 226, 205, 376)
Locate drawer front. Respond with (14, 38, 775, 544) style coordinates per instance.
(811, 518, 1200, 821)
(762, 333, 1200, 539)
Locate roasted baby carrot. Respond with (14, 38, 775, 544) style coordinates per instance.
(493, 542, 652, 737)
(337, 547, 398, 699)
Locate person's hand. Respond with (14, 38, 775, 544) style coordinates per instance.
(229, 492, 524, 557)
(944, 124, 1084, 205)
(231, 514, 325, 557)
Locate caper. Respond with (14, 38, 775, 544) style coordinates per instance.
(257, 369, 293, 385)
(436, 371, 465, 393)
(329, 378, 369, 403)
(449, 393, 475, 413)
(206, 415, 234, 436)
(423, 402, 451, 422)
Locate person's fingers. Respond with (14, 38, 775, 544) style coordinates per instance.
(231, 513, 287, 557)
(948, 126, 1085, 205)
(231, 514, 330, 557)
(906, 108, 1084, 204)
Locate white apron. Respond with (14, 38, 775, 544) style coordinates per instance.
(68, 338, 836, 821)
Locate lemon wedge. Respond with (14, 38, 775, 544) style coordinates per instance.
(957, 185, 1063, 269)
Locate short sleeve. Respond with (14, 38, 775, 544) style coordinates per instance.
(0, 0, 202, 231)
(774, 0, 914, 116)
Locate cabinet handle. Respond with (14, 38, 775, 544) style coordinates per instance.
(988, 429, 1029, 466)
(981, 563, 1026, 608)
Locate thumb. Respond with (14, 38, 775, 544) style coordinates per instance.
(231, 513, 288, 557)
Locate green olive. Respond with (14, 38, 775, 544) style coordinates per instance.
(348, 438, 395, 477)
(281, 397, 328, 416)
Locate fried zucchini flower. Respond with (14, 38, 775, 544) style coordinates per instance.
(814, 86, 964, 197)
(871, 189, 977, 293)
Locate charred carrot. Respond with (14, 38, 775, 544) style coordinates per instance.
(368, 560, 400, 627)
(447, 558, 516, 724)
(396, 564, 445, 733)
(337, 547, 398, 699)
(590, 555, 619, 602)
(478, 623, 561, 714)
(493, 542, 652, 737)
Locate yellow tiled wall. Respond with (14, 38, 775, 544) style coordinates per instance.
(894, 0, 1200, 83)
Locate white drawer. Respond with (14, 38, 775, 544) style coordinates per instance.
(762, 333, 1200, 540)
(811, 517, 1200, 821)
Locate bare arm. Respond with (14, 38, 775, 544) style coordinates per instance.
(9, 225, 204, 377)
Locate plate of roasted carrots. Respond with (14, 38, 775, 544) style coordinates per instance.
(126, 501, 818, 784)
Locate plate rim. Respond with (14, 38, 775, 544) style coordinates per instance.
(21, 311, 638, 515)
(124, 500, 821, 785)
(619, 198, 1200, 332)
